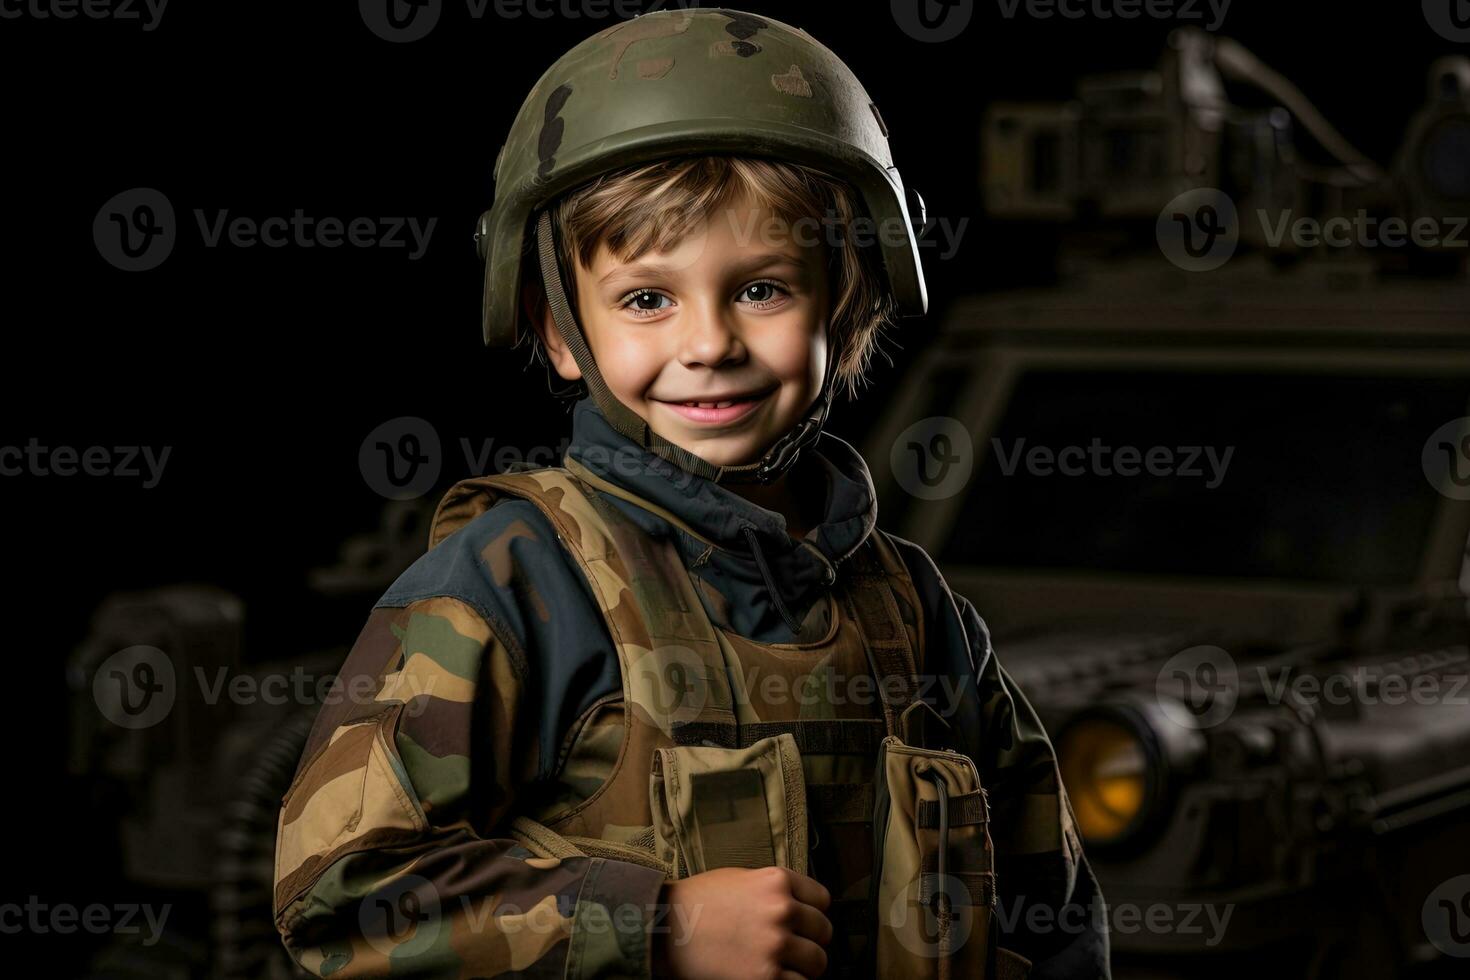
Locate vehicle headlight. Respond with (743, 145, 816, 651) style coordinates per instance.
(1055, 701, 1189, 853)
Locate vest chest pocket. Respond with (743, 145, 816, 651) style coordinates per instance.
(649, 733, 809, 879)
(871, 734, 1032, 980)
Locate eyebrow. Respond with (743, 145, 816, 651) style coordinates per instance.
(597, 252, 809, 286)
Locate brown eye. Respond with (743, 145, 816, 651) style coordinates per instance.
(625, 290, 671, 313)
(743, 282, 790, 304)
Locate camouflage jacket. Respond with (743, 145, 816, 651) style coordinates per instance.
(274, 396, 1111, 979)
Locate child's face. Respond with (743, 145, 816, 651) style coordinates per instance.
(535, 194, 830, 469)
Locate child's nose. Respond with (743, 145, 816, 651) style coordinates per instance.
(676, 306, 746, 368)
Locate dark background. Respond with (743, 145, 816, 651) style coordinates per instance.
(1, 0, 1460, 972)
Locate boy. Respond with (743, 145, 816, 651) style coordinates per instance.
(274, 9, 1109, 979)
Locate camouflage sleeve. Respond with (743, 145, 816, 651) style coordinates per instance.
(272, 595, 667, 979)
(955, 593, 1113, 980)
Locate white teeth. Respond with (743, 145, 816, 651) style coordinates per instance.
(684, 400, 736, 408)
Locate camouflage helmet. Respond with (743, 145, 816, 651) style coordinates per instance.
(475, 7, 930, 484)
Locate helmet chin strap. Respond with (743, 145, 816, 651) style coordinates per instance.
(534, 209, 835, 486)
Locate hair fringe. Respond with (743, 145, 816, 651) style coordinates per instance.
(521, 155, 900, 402)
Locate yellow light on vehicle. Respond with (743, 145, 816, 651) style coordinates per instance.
(1058, 718, 1150, 846)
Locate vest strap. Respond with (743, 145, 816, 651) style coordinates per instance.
(452, 468, 740, 743)
(433, 467, 924, 750)
(508, 816, 673, 876)
(807, 782, 875, 824)
(918, 791, 989, 829)
(670, 717, 886, 754)
(575, 481, 741, 741)
(918, 868, 997, 908)
(841, 540, 921, 739)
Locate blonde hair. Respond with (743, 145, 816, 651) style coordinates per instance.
(521, 155, 899, 402)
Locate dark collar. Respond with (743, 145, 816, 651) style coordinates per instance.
(563, 396, 879, 640)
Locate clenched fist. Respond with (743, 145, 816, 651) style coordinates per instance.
(652, 866, 833, 979)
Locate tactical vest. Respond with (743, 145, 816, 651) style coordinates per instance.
(429, 461, 1029, 980)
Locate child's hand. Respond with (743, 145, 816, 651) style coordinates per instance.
(653, 866, 833, 979)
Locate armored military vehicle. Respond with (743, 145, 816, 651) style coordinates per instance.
(865, 255, 1470, 979)
(67, 500, 433, 979)
(867, 30, 1470, 976)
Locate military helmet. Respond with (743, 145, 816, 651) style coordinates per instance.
(475, 7, 930, 484)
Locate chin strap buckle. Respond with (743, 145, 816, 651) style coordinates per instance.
(753, 404, 828, 483)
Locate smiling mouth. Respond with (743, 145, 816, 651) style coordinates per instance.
(656, 386, 776, 425)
